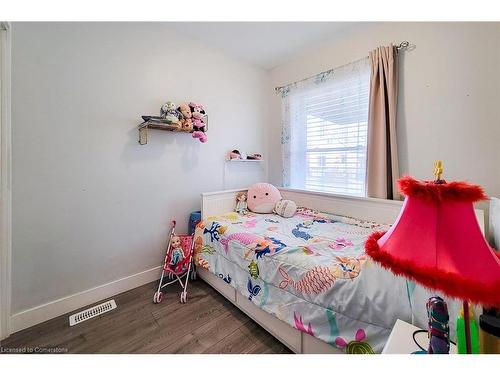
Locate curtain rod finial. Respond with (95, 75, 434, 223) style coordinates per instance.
(397, 41, 411, 50)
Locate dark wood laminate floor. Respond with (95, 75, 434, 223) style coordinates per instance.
(1, 280, 292, 354)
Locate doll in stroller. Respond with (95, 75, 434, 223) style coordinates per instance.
(153, 220, 196, 304)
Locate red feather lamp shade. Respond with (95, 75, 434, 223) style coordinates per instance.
(365, 176, 500, 308)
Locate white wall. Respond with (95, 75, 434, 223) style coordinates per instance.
(11, 23, 269, 314)
(268, 23, 500, 202)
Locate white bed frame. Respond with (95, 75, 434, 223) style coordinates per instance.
(199, 187, 485, 354)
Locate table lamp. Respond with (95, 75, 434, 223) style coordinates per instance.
(365, 162, 500, 354)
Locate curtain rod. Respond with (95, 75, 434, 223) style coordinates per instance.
(274, 41, 411, 93)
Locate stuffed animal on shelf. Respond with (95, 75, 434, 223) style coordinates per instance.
(178, 103, 192, 120)
(181, 118, 193, 132)
(235, 192, 249, 215)
(159, 102, 170, 119)
(247, 153, 262, 160)
(189, 102, 206, 122)
(192, 118, 205, 131)
(229, 150, 242, 160)
(189, 102, 208, 142)
(192, 130, 207, 143)
(177, 103, 193, 132)
(147, 101, 207, 141)
(160, 101, 182, 129)
(189, 102, 206, 132)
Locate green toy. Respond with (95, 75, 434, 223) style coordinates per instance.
(456, 305, 480, 354)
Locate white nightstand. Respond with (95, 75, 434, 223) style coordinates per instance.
(382, 319, 457, 354)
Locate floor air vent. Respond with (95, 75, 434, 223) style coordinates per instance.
(69, 299, 117, 326)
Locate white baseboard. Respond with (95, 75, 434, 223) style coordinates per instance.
(10, 266, 162, 334)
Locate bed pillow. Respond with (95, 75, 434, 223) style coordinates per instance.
(247, 183, 282, 213)
(491, 197, 500, 249)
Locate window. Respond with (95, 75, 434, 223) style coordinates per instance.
(281, 58, 370, 197)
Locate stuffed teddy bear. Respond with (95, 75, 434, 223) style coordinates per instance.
(178, 103, 191, 120)
(181, 118, 193, 132)
(247, 183, 282, 213)
(176, 103, 194, 133)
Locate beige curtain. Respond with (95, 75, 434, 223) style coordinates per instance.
(366, 45, 399, 200)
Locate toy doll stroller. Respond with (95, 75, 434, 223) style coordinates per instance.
(153, 220, 196, 304)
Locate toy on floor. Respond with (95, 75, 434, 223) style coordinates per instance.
(235, 191, 249, 215)
(153, 220, 196, 304)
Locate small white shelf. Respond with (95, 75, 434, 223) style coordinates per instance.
(226, 159, 263, 162)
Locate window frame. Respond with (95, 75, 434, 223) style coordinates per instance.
(283, 60, 370, 197)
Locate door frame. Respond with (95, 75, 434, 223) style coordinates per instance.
(0, 21, 12, 341)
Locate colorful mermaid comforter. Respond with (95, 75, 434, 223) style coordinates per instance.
(193, 208, 413, 353)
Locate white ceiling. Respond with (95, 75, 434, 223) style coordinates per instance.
(167, 22, 364, 70)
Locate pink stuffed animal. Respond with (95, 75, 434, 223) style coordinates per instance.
(189, 102, 206, 130)
(192, 118, 206, 132)
(189, 102, 206, 119)
(192, 130, 207, 143)
(189, 102, 207, 142)
(247, 183, 282, 213)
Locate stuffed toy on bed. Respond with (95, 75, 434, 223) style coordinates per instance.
(247, 183, 282, 213)
(274, 199, 297, 218)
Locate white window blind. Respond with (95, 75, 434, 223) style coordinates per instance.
(283, 58, 370, 197)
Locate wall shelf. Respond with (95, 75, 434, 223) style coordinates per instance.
(138, 115, 208, 145)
